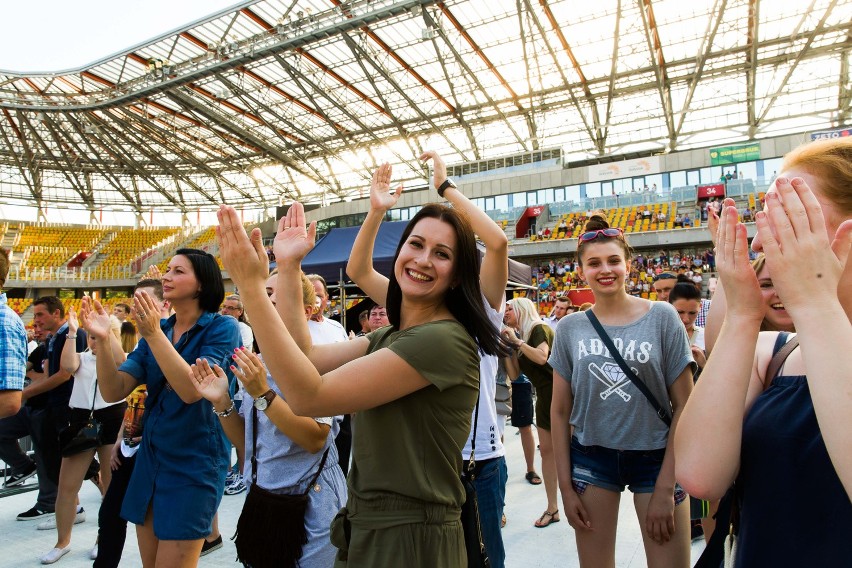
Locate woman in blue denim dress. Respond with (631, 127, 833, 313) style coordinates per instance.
(81, 248, 241, 567)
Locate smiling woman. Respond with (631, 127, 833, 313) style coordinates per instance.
(214, 156, 506, 566)
(549, 215, 696, 567)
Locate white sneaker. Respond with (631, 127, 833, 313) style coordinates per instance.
(89, 543, 98, 560)
(38, 508, 86, 530)
(40, 546, 70, 565)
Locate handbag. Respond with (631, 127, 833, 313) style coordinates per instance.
(61, 378, 102, 458)
(461, 397, 490, 568)
(585, 311, 672, 426)
(233, 406, 329, 568)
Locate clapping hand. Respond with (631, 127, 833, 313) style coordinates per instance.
(189, 358, 231, 408)
(67, 306, 79, 336)
(217, 205, 271, 290)
(228, 348, 270, 399)
(133, 290, 161, 339)
(369, 163, 402, 213)
(271, 202, 317, 269)
(79, 297, 113, 341)
(755, 177, 852, 318)
(714, 198, 763, 322)
(419, 151, 448, 195)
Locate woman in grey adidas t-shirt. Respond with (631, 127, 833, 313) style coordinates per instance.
(549, 216, 695, 567)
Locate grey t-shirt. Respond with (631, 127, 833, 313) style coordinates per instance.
(549, 302, 694, 450)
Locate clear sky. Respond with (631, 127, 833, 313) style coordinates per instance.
(0, 0, 245, 72)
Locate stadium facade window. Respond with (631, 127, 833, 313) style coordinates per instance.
(494, 194, 509, 212)
(513, 192, 527, 208)
(586, 182, 602, 198)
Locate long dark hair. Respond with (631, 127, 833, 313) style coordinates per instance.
(386, 204, 503, 356)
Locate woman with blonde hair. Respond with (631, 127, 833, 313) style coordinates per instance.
(676, 138, 852, 565)
(502, 297, 558, 527)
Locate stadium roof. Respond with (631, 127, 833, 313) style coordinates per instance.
(0, 0, 850, 213)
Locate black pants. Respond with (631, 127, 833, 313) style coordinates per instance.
(335, 414, 352, 478)
(94, 450, 136, 568)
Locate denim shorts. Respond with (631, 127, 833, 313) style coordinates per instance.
(570, 437, 686, 504)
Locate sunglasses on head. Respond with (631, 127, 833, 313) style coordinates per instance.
(578, 228, 624, 242)
(653, 272, 676, 282)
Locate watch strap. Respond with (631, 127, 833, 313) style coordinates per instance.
(256, 389, 276, 409)
(437, 178, 456, 198)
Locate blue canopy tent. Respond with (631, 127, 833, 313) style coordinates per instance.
(301, 221, 409, 283)
(301, 220, 532, 285)
(301, 220, 533, 331)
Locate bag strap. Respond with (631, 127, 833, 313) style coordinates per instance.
(765, 332, 799, 388)
(88, 377, 98, 420)
(586, 310, 672, 426)
(465, 397, 480, 477)
(250, 405, 330, 495)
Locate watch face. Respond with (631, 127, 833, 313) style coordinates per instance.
(254, 397, 268, 411)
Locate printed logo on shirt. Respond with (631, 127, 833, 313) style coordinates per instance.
(589, 362, 633, 402)
(576, 338, 652, 364)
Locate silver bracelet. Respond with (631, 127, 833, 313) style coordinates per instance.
(213, 400, 236, 417)
(67, 335, 77, 339)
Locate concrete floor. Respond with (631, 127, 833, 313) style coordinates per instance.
(1, 422, 706, 567)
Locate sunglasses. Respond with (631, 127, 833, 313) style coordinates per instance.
(578, 228, 624, 242)
(653, 272, 677, 282)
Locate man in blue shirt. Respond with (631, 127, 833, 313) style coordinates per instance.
(0, 248, 27, 418)
(16, 296, 87, 521)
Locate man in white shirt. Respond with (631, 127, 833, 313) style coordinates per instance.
(305, 275, 350, 475)
(306, 275, 347, 344)
(543, 296, 574, 330)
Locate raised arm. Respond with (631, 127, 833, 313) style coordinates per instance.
(80, 298, 137, 403)
(192, 351, 330, 454)
(421, 151, 509, 309)
(702, 205, 725, 354)
(132, 290, 205, 404)
(59, 307, 82, 375)
(345, 163, 401, 305)
(217, 204, 435, 417)
(675, 202, 768, 500)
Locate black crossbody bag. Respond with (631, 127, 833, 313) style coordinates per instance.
(461, 396, 490, 568)
(233, 406, 329, 568)
(586, 310, 672, 426)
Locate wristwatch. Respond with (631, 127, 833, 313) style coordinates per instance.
(437, 178, 457, 198)
(253, 389, 276, 411)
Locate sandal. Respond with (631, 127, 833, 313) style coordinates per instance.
(535, 509, 560, 528)
(525, 471, 543, 485)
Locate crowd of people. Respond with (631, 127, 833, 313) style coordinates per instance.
(0, 138, 849, 567)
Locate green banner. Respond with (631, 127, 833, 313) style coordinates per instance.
(709, 143, 760, 165)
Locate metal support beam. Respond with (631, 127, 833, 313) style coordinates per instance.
(422, 9, 529, 150)
(756, 0, 838, 126)
(638, 0, 676, 150)
(838, 30, 852, 124)
(746, 0, 759, 137)
(675, 0, 727, 140)
(537, 0, 606, 153)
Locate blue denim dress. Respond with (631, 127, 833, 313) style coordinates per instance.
(119, 312, 241, 540)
